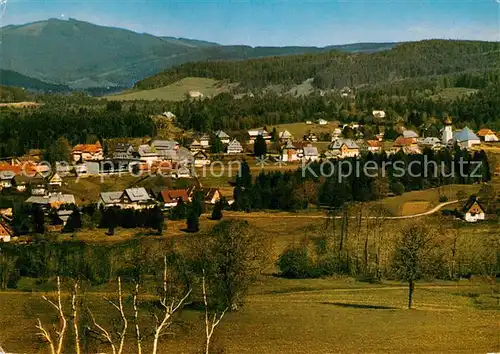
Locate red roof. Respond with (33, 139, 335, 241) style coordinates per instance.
(72, 141, 102, 154)
(160, 189, 189, 203)
(393, 137, 416, 147)
(366, 140, 382, 147)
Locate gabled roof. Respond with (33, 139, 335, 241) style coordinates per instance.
(453, 127, 480, 142)
(476, 128, 495, 137)
(72, 141, 102, 153)
(402, 130, 419, 138)
(304, 146, 319, 156)
(329, 139, 359, 150)
(462, 196, 485, 214)
(366, 140, 382, 148)
(214, 130, 230, 138)
(393, 137, 416, 147)
(0, 222, 14, 237)
(282, 141, 296, 150)
(101, 191, 124, 204)
(49, 173, 62, 183)
(26, 194, 76, 205)
(160, 189, 189, 203)
(193, 150, 209, 159)
(123, 188, 151, 202)
(279, 130, 293, 139)
(248, 129, 268, 137)
(151, 140, 179, 150)
(227, 139, 243, 149)
(200, 134, 210, 141)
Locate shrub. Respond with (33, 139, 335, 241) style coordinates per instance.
(276, 247, 314, 278)
(439, 195, 448, 202)
(391, 181, 405, 196)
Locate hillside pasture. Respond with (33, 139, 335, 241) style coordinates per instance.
(430, 87, 478, 101)
(0, 277, 498, 354)
(105, 77, 232, 101)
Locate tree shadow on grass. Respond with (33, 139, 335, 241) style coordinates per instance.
(320, 302, 397, 310)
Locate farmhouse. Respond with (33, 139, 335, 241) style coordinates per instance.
(25, 193, 76, 209)
(303, 145, 319, 161)
(451, 127, 481, 149)
(476, 128, 498, 142)
(120, 188, 154, 209)
(99, 191, 123, 209)
(0, 170, 16, 189)
(188, 186, 222, 204)
(317, 119, 328, 125)
(193, 151, 211, 167)
(462, 196, 486, 222)
(12, 174, 30, 192)
(199, 134, 211, 148)
(158, 188, 190, 208)
(248, 130, 270, 144)
(48, 173, 63, 188)
(362, 140, 382, 153)
(227, 139, 244, 154)
(72, 141, 103, 162)
(280, 141, 299, 162)
(279, 130, 294, 142)
(214, 130, 231, 144)
(190, 140, 203, 153)
(188, 90, 204, 98)
(328, 139, 360, 159)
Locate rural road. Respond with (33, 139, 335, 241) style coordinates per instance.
(223, 200, 459, 220)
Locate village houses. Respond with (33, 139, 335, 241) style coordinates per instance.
(326, 139, 360, 159)
(72, 141, 103, 162)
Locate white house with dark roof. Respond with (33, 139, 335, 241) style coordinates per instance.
(121, 188, 154, 209)
(214, 130, 231, 144)
(303, 145, 319, 161)
(99, 191, 124, 209)
(279, 130, 294, 142)
(328, 139, 360, 159)
(248, 129, 270, 144)
(227, 139, 243, 154)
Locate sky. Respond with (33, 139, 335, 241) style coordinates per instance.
(2, 0, 499, 46)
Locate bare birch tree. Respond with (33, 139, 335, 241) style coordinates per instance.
(132, 282, 142, 354)
(87, 277, 128, 354)
(36, 276, 67, 354)
(71, 280, 81, 354)
(202, 269, 228, 354)
(151, 256, 192, 354)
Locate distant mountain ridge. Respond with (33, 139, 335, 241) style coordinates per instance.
(0, 69, 70, 92)
(0, 18, 397, 89)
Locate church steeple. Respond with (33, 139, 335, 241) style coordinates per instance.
(442, 116, 453, 145)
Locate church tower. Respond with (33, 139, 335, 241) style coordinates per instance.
(442, 116, 453, 145)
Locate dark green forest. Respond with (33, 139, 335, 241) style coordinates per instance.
(135, 40, 500, 90)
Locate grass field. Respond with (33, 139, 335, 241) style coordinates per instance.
(377, 184, 480, 216)
(0, 276, 498, 353)
(265, 122, 340, 140)
(430, 87, 478, 101)
(105, 77, 232, 101)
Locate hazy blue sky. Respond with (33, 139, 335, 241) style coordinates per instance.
(3, 0, 499, 46)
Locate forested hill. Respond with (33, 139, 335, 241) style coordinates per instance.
(0, 69, 70, 92)
(0, 18, 395, 89)
(135, 40, 500, 91)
